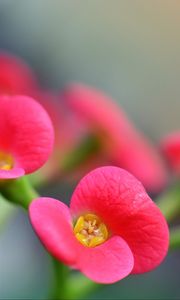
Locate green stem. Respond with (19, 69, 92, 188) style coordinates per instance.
(156, 184, 180, 222)
(170, 226, 180, 250)
(50, 258, 69, 300)
(0, 176, 38, 209)
(66, 273, 100, 300)
(49, 259, 100, 300)
(60, 134, 101, 173)
(0, 194, 16, 231)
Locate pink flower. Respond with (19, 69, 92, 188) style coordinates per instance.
(0, 52, 63, 181)
(0, 51, 38, 95)
(29, 166, 169, 284)
(31, 92, 84, 182)
(63, 83, 167, 193)
(161, 131, 180, 175)
(0, 95, 54, 179)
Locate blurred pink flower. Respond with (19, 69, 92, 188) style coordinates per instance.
(63, 83, 168, 193)
(32, 92, 83, 182)
(0, 51, 38, 95)
(161, 131, 180, 175)
(29, 166, 169, 283)
(0, 52, 77, 181)
(0, 95, 54, 179)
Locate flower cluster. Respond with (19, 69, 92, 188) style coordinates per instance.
(0, 52, 171, 287)
(0, 52, 168, 192)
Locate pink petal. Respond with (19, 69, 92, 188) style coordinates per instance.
(121, 203, 169, 274)
(114, 133, 167, 194)
(70, 166, 169, 274)
(64, 83, 167, 192)
(0, 51, 38, 95)
(0, 167, 25, 179)
(161, 131, 180, 174)
(76, 236, 134, 284)
(0, 95, 54, 175)
(29, 198, 77, 265)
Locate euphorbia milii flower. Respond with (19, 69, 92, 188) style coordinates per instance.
(0, 95, 54, 179)
(0, 51, 38, 95)
(29, 167, 169, 284)
(161, 131, 180, 175)
(63, 83, 167, 193)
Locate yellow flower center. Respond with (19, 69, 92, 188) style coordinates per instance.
(0, 152, 14, 170)
(73, 213, 109, 247)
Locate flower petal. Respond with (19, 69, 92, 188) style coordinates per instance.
(70, 166, 169, 274)
(0, 51, 38, 95)
(64, 83, 167, 192)
(121, 203, 169, 274)
(0, 167, 25, 179)
(0, 95, 54, 175)
(29, 198, 77, 265)
(76, 236, 134, 284)
(161, 131, 180, 174)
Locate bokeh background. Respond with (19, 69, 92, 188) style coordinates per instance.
(0, 0, 180, 299)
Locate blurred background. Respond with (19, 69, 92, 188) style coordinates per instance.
(0, 0, 180, 299)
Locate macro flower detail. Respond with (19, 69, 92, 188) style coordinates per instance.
(29, 166, 169, 284)
(161, 131, 180, 175)
(0, 95, 54, 179)
(74, 213, 109, 247)
(63, 83, 167, 193)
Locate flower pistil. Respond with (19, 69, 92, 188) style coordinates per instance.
(74, 213, 109, 247)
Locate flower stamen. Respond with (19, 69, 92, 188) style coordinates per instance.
(0, 152, 13, 170)
(74, 213, 109, 247)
